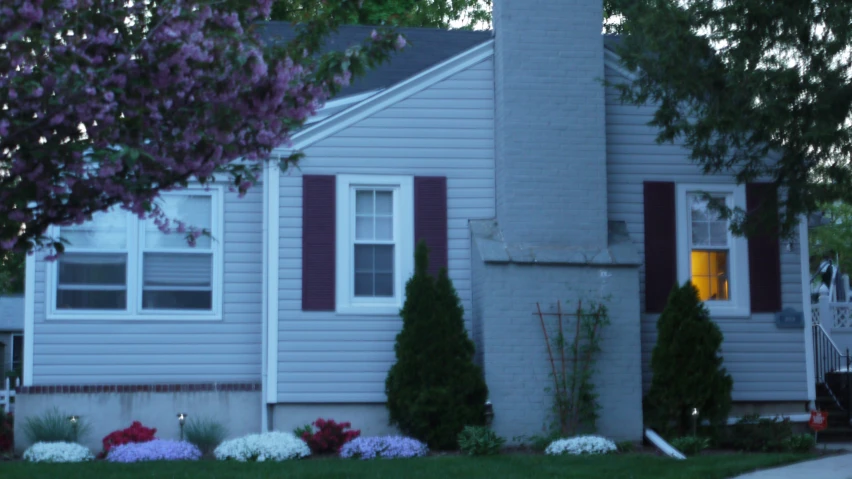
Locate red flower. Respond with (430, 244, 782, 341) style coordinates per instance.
(101, 421, 157, 454)
(301, 417, 361, 454)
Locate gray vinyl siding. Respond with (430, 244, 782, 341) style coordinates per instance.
(30, 187, 264, 385)
(276, 56, 495, 403)
(605, 64, 808, 402)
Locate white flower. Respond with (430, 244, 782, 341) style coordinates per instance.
(214, 431, 310, 462)
(545, 435, 618, 456)
(23, 442, 94, 463)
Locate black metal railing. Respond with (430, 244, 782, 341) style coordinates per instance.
(813, 323, 852, 425)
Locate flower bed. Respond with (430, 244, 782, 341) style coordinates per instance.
(545, 436, 618, 456)
(340, 436, 429, 459)
(214, 431, 310, 462)
(23, 441, 94, 463)
(106, 439, 202, 462)
(102, 421, 157, 454)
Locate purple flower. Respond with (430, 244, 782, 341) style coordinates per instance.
(394, 35, 407, 51)
(106, 439, 202, 463)
(340, 436, 428, 460)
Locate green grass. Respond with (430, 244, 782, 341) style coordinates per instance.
(0, 453, 815, 479)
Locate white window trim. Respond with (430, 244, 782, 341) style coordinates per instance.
(676, 183, 751, 318)
(335, 174, 414, 315)
(46, 186, 225, 321)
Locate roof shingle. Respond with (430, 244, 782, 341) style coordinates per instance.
(256, 23, 493, 97)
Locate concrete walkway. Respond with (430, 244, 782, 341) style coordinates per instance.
(732, 452, 852, 479)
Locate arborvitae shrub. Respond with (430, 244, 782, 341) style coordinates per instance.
(646, 282, 733, 436)
(385, 241, 489, 450)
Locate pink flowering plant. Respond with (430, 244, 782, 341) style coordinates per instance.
(0, 0, 406, 254)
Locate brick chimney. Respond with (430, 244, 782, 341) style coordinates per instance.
(492, 0, 608, 249)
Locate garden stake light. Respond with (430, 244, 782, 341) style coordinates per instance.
(177, 413, 188, 441)
(691, 408, 699, 436)
(68, 415, 79, 442)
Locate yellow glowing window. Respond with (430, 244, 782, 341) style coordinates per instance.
(688, 194, 730, 302)
(690, 251, 730, 301)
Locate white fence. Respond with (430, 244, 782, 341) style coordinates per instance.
(0, 377, 19, 414)
(813, 294, 852, 329)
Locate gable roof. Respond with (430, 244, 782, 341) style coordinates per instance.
(286, 38, 493, 151)
(0, 295, 23, 331)
(256, 22, 493, 98)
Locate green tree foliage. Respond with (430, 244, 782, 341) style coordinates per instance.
(0, 251, 24, 295)
(609, 0, 852, 237)
(810, 202, 852, 275)
(646, 282, 733, 437)
(385, 241, 488, 450)
(270, 0, 492, 29)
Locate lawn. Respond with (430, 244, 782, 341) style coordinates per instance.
(0, 453, 815, 479)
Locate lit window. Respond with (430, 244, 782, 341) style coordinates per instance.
(676, 184, 750, 317)
(688, 194, 730, 301)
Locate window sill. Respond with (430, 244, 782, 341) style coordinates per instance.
(335, 304, 402, 316)
(45, 311, 223, 321)
(704, 305, 751, 319)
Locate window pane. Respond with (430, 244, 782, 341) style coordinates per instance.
(355, 217, 374, 240)
(375, 191, 392, 215)
(690, 250, 730, 301)
(57, 290, 126, 310)
(375, 273, 393, 296)
(356, 190, 373, 215)
(57, 253, 127, 310)
(142, 291, 212, 310)
(12, 335, 22, 373)
(353, 245, 394, 297)
(60, 210, 127, 249)
(143, 253, 212, 310)
(375, 217, 393, 241)
(145, 195, 212, 249)
(709, 221, 728, 246)
(691, 223, 710, 246)
(58, 253, 126, 285)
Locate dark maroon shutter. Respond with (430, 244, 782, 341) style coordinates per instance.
(746, 183, 782, 313)
(414, 176, 448, 276)
(302, 175, 336, 311)
(643, 182, 678, 313)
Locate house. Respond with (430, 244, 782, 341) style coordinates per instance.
(15, 0, 814, 452)
(0, 295, 24, 381)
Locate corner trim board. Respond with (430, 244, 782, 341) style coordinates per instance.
(800, 216, 816, 406)
(23, 253, 34, 386)
(266, 164, 280, 404)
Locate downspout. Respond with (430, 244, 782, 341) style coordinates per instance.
(800, 215, 817, 410)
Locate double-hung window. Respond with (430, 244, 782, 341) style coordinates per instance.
(336, 175, 414, 314)
(676, 184, 750, 317)
(50, 187, 222, 319)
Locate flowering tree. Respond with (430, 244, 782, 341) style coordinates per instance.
(0, 0, 404, 254)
